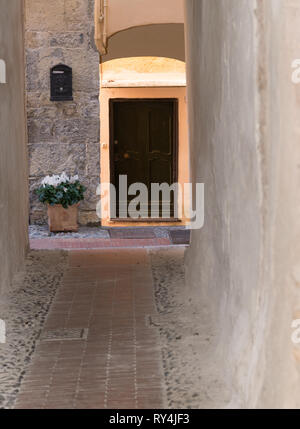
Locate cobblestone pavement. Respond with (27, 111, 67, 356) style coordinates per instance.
(0, 251, 67, 409)
(150, 248, 230, 409)
(29, 225, 186, 240)
(29, 226, 111, 239)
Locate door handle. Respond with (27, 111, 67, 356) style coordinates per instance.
(114, 140, 118, 145)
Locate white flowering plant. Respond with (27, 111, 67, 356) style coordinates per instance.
(35, 172, 86, 209)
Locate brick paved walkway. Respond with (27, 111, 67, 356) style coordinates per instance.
(15, 249, 165, 409)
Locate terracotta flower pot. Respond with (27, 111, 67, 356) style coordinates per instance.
(47, 204, 79, 232)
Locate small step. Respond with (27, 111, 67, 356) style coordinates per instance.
(169, 229, 191, 245)
(109, 227, 156, 239)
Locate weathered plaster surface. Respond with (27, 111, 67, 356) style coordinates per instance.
(25, 0, 100, 225)
(106, 0, 184, 38)
(184, 0, 300, 407)
(95, 0, 184, 58)
(0, 0, 28, 295)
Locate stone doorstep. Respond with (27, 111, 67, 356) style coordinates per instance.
(29, 237, 187, 250)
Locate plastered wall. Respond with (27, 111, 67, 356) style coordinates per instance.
(184, 0, 300, 408)
(0, 0, 28, 295)
(107, 0, 184, 38)
(95, 0, 184, 58)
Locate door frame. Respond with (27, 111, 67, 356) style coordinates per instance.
(109, 98, 179, 219)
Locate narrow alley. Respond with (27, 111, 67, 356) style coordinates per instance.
(1, 0, 300, 411)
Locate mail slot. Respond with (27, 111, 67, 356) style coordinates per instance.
(50, 64, 73, 101)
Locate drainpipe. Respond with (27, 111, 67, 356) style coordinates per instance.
(103, 0, 108, 50)
(95, 0, 107, 55)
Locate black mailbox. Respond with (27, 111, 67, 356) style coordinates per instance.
(50, 64, 73, 101)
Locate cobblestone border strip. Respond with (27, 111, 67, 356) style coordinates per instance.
(150, 248, 230, 409)
(0, 251, 67, 409)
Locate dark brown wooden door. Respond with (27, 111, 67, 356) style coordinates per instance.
(110, 99, 177, 218)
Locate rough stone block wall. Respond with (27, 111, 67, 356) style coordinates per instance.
(25, 0, 100, 225)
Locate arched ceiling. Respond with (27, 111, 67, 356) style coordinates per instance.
(101, 24, 185, 63)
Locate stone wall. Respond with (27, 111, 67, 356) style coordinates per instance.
(25, 0, 100, 225)
(0, 0, 28, 295)
(184, 0, 300, 408)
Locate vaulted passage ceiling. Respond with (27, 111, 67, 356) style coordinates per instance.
(101, 24, 185, 63)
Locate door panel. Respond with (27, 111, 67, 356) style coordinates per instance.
(148, 106, 173, 154)
(110, 99, 177, 218)
(149, 158, 172, 184)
